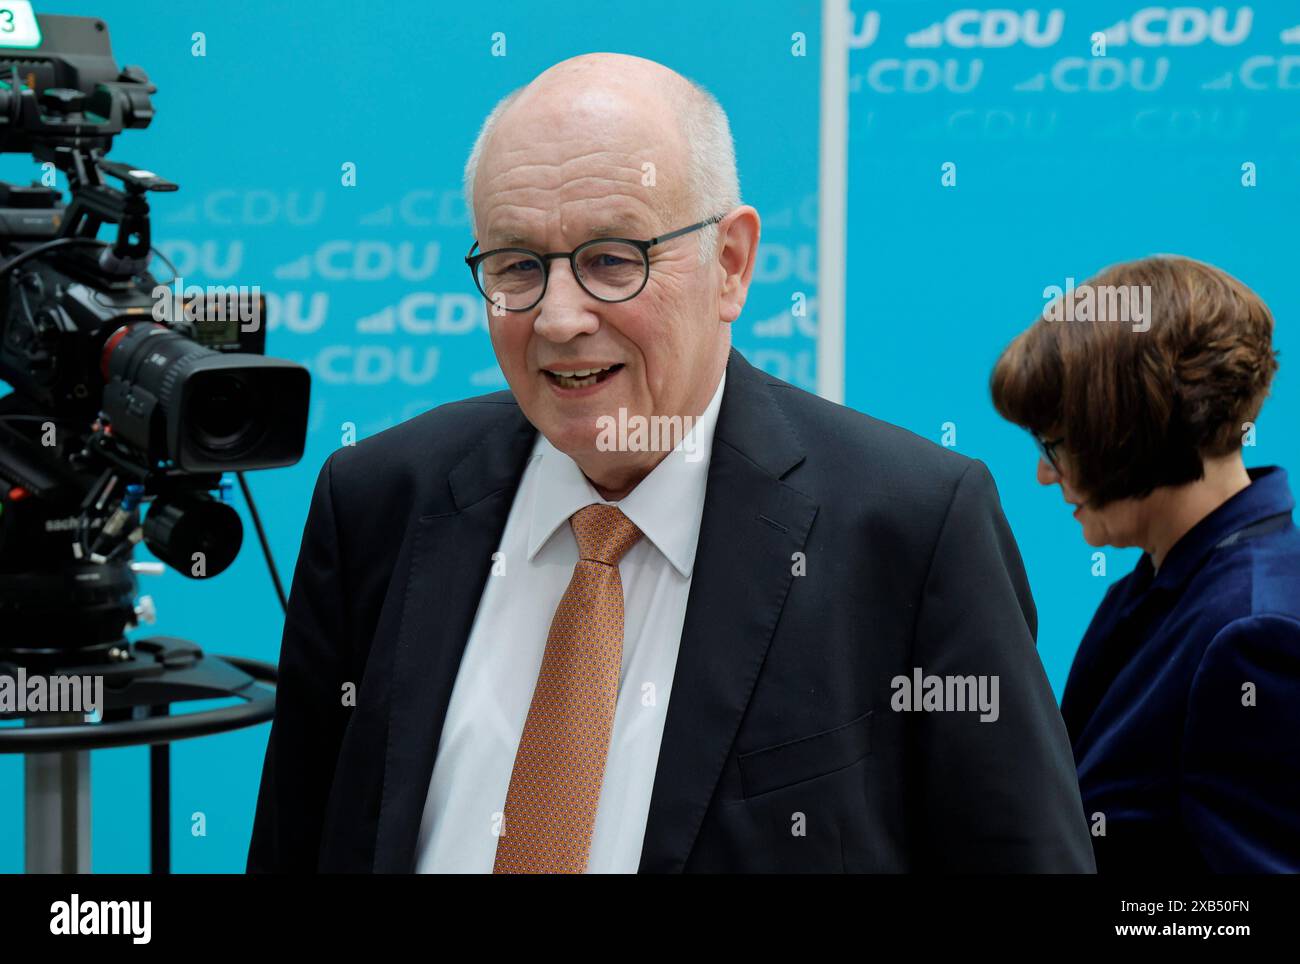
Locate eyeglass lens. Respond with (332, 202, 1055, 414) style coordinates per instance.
(475, 241, 648, 310)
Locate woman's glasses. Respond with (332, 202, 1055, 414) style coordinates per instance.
(1034, 433, 1066, 474)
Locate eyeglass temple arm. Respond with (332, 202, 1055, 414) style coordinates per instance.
(647, 212, 727, 247)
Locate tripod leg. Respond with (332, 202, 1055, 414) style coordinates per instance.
(149, 704, 170, 874)
(24, 713, 91, 873)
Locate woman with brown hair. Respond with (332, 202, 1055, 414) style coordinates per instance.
(990, 254, 1300, 872)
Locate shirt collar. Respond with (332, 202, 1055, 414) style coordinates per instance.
(1145, 464, 1295, 594)
(526, 368, 727, 577)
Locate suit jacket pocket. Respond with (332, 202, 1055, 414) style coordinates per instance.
(738, 709, 873, 799)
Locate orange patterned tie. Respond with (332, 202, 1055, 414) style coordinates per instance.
(493, 503, 643, 874)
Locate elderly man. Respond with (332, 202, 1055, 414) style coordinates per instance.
(247, 53, 1094, 873)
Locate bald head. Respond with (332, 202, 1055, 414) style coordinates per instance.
(463, 53, 739, 262)
(525, 51, 700, 109)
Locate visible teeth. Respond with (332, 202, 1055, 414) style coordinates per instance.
(555, 373, 597, 388)
(546, 364, 619, 390)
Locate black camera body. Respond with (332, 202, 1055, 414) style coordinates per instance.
(0, 13, 310, 663)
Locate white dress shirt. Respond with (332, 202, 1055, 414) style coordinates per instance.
(415, 369, 727, 873)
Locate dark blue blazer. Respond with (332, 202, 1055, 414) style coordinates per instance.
(1061, 465, 1300, 872)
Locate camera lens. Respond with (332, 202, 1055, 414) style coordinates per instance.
(187, 372, 263, 456)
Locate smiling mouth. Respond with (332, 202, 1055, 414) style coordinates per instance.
(541, 363, 624, 390)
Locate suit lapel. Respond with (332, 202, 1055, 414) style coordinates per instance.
(638, 349, 818, 871)
(373, 400, 536, 872)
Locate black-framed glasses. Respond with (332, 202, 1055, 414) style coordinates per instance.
(464, 213, 728, 313)
(1034, 433, 1066, 473)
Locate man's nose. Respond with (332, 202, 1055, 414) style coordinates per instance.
(1036, 456, 1059, 486)
(533, 259, 599, 342)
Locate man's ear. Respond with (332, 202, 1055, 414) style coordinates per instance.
(715, 206, 761, 324)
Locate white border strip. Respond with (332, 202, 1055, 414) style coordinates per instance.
(817, 0, 849, 403)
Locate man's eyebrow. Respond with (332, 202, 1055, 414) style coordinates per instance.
(588, 220, 647, 238)
(489, 220, 650, 248)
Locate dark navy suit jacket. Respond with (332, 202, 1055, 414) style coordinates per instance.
(248, 347, 1095, 872)
(1061, 465, 1300, 872)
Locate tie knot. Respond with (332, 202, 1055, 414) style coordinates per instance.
(570, 504, 642, 566)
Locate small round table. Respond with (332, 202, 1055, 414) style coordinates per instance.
(0, 636, 277, 873)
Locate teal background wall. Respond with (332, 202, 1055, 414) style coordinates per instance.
(846, 0, 1298, 697)
(3, 0, 1297, 872)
